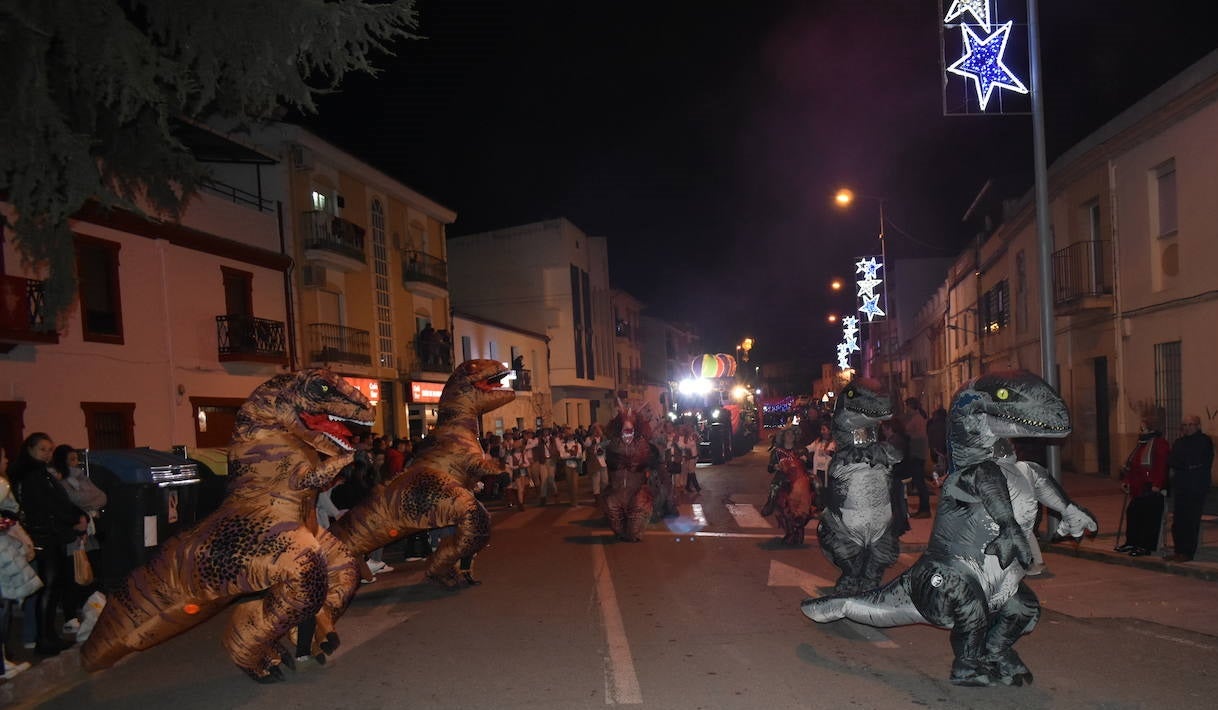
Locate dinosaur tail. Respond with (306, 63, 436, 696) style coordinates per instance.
(80, 536, 226, 671)
(801, 571, 926, 628)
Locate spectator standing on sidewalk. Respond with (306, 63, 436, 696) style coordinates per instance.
(1119, 417, 1171, 556)
(1167, 415, 1213, 562)
(900, 398, 931, 518)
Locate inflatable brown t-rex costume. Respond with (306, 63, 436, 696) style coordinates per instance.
(81, 370, 374, 681)
(326, 359, 514, 598)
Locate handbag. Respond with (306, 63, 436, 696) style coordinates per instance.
(73, 540, 94, 586)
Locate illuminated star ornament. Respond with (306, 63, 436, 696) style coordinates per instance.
(838, 315, 860, 370)
(943, 0, 991, 31)
(947, 21, 1028, 111)
(854, 256, 886, 322)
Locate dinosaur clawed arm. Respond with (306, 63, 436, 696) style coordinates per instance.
(971, 461, 1033, 569)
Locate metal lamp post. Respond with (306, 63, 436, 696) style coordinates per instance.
(835, 188, 897, 403)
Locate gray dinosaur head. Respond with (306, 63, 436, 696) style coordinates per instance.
(949, 370, 1070, 469)
(833, 377, 893, 445)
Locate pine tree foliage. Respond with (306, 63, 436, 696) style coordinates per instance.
(0, 0, 420, 327)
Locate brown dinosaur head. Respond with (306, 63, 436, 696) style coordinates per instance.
(438, 359, 516, 423)
(234, 369, 375, 457)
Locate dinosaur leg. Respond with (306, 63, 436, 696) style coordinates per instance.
(860, 530, 900, 590)
(819, 519, 865, 593)
(426, 495, 491, 589)
(981, 581, 1040, 686)
(624, 486, 654, 542)
(292, 528, 361, 660)
(605, 491, 628, 540)
(223, 535, 329, 682)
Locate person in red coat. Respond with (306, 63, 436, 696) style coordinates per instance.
(1119, 417, 1171, 556)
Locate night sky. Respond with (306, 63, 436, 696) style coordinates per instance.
(300, 0, 1218, 366)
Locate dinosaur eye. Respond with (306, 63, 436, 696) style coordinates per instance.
(996, 388, 1009, 401)
(320, 384, 330, 393)
(846, 390, 855, 398)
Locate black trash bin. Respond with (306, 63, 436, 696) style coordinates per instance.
(84, 448, 202, 590)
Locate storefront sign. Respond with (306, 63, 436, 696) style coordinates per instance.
(410, 380, 444, 403)
(344, 377, 380, 406)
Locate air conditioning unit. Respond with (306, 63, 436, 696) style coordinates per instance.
(301, 264, 327, 288)
(290, 144, 313, 171)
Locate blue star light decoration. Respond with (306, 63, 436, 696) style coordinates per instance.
(838, 316, 861, 370)
(943, 0, 991, 31)
(947, 21, 1028, 111)
(859, 294, 886, 321)
(855, 257, 886, 322)
(855, 257, 882, 280)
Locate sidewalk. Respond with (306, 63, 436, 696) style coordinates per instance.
(897, 469, 1218, 582)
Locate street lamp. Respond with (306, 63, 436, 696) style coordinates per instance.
(834, 187, 895, 402)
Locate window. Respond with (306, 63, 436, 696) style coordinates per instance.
(81, 402, 135, 449)
(980, 281, 1009, 335)
(75, 236, 124, 343)
(1154, 341, 1182, 442)
(1085, 200, 1102, 241)
(311, 190, 328, 212)
(1154, 159, 1178, 237)
(371, 200, 394, 368)
(222, 267, 253, 318)
(488, 340, 498, 360)
(461, 335, 472, 361)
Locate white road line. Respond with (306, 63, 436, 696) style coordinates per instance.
(663, 504, 709, 534)
(592, 544, 643, 705)
(725, 503, 774, 529)
(645, 530, 776, 539)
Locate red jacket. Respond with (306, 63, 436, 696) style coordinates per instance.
(1124, 436, 1170, 497)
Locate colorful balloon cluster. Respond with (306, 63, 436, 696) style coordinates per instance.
(690, 353, 737, 379)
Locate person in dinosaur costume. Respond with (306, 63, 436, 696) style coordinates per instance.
(325, 359, 514, 600)
(802, 370, 1098, 687)
(762, 427, 816, 545)
(816, 376, 901, 594)
(80, 370, 374, 682)
(602, 399, 660, 542)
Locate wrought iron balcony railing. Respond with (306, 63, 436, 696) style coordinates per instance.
(306, 323, 371, 366)
(0, 276, 58, 351)
(216, 314, 287, 363)
(1053, 240, 1113, 306)
(401, 250, 447, 290)
(302, 210, 366, 262)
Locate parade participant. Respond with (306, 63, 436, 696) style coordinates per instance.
(603, 397, 660, 542)
(763, 427, 816, 545)
(805, 421, 835, 502)
(816, 378, 901, 594)
(803, 370, 1096, 687)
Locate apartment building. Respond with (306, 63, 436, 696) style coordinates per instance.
(893, 49, 1218, 479)
(447, 218, 616, 428)
(250, 124, 457, 440)
(0, 126, 290, 454)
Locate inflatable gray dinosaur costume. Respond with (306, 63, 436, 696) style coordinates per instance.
(802, 370, 1097, 687)
(816, 377, 901, 594)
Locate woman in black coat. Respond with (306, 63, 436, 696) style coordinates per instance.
(8, 433, 86, 655)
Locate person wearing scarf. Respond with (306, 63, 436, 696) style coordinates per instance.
(1119, 417, 1171, 556)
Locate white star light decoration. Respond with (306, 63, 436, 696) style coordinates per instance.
(947, 21, 1028, 111)
(854, 256, 886, 322)
(943, 0, 991, 31)
(838, 316, 860, 370)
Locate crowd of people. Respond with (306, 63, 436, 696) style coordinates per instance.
(1117, 413, 1214, 561)
(0, 433, 108, 680)
(475, 420, 703, 512)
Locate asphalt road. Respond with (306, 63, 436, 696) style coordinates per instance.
(27, 448, 1218, 710)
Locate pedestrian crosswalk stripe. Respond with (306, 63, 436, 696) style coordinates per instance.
(725, 503, 774, 529)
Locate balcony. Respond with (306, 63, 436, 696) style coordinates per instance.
(302, 210, 366, 272)
(401, 250, 448, 298)
(407, 337, 453, 376)
(215, 314, 288, 365)
(306, 323, 371, 366)
(0, 276, 59, 353)
(1053, 240, 1113, 312)
(512, 368, 533, 392)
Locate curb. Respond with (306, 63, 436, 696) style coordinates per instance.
(0, 644, 87, 709)
(1045, 541, 1218, 583)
